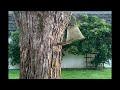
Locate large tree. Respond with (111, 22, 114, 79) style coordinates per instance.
(13, 11, 71, 79)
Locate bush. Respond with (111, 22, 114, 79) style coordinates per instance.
(9, 30, 20, 66)
(63, 14, 112, 68)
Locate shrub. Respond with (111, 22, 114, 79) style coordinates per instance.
(9, 30, 20, 65)
(63, 14, 112, 68)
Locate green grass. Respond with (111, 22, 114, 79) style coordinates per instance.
(9, 68, 111, 79)
(9, 69, 20, 79)
(61, 68, 112, 79)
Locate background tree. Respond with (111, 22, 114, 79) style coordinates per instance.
(13, 11, 71, 79)
(63, 15, 112, 69)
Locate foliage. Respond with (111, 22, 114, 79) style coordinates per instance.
(9, 30, 20, 65)
(63, 14, 112, 68)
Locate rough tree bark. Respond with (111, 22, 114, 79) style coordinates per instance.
(13, 11, 71, 79)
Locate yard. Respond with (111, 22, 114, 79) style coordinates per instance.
(9, 68, 111, 79)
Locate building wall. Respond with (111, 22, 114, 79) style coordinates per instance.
(61, 53, 112, 68)
(62, 54, 86, 68)
(8, 11, 17, 31)
(73, 11, 112, 24)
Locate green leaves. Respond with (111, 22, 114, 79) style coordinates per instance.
(88, 15, 100, 23)
(63, 14, 112, 68)
(9, 30, 20, 66)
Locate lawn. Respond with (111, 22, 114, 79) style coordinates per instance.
(9, 68, 111, 79)
(61, 68, 111, 79)
(9, 69, 20, 79)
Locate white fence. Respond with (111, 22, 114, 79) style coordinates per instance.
(61, 53, 112, 68)
(8, 53, 112, 69)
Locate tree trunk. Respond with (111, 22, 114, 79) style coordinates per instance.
(13, 11, 71, 79)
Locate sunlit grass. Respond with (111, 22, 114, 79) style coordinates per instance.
(9, 68, 111, 79)
(9, 69, 20, 79)
(61, 68, 111, 79)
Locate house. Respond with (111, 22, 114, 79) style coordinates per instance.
(72, 11, 111, 24)
(8, 11, 17, 32)
(8, 11, 112, 69)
